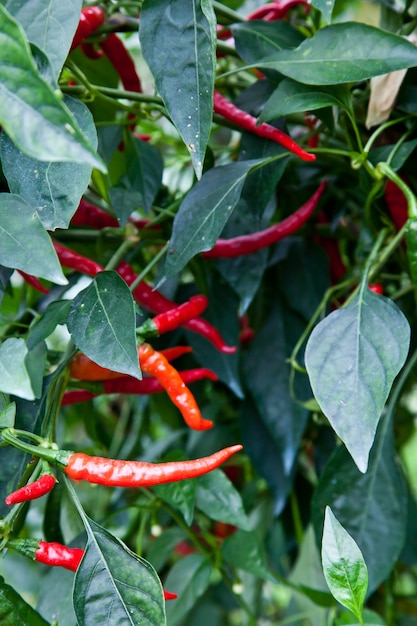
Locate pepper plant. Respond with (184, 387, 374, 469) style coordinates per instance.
(2, 0, 417, 624)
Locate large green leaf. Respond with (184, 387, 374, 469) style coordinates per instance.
(140, 0, 215, 179)
(256, 23, 417, 85)
(221, 530, 276, 582)
(305, 285, 410, 472)
(0, 194, 67, 284)
(164, 554, 212, 625)
(0, 338, 37, 400)
(232, 21, 304, 63)
(4, 0, 82, 79)
(1, 96, 97, 230)
(0, 5, 104, 169)
(163, 159, 264, 281)
(321, 507, 368, 622)
(195, 469, 250, 529)
(312, 419, 407, 594)
(0, 576, 49, 626)
(74, 518, 165, 626)
(67, 271, 141, 380)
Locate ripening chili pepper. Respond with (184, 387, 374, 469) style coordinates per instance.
(18, 271, 50, 294)
(137, 295, 208, 336)
(203, 181, 326, 259)
(62, 444, 243, 487)
(213, 90, 315, 162)
(53, 241, 103, 276)
(70, 6, 106, 52)
(99, 33, 142, 93)
(368, 283, 383, 295)
(117, 262, 237, 354)
(138, 343, 214, 430)
(5, 473, 56, 506)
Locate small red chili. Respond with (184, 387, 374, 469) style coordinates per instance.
(70, 6, 106, 52)
(99, 33, 142, 94)
(138, 343, 213, 430)
(36, 541, 84, 571)
(368, 283, 384, 295)
(203, 181, 326, 258)
(18, 271, 50, 294)
(71, 198, 153, 230)
(62, 444, 243, 487)
(137, 295, 208, 336)
(213, 90, 315, 162)
(5, 473, 56, 506)
(53, 241, 103, 277)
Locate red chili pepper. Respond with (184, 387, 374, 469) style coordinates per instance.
(163, 590, 178, 600)
(368, 283, 383, 295)
(62, 444, 243, 487)
(304, 113, 320, 149)
(99, 33, 142, 93)
(36, 541, 84, 571)
(80, 42, 104, 60)
(213, 90, 315, 162)
(53, 241, 103, 276)
(70, 6, 106, 52)
(384, 178, 409, 232)
(18, 271, 50, 294)
(71, 198, 154, 230)
(137, 295, 208, 336)
(314, 212, 347, 284)
(158, 346, 193, 362)
(117, 262, 237, 354)
(203, 181, 326, 259)
(62, 368, 217, 405)
(138, 343, 213, 430)
(249, 0, 310, 20)
(5, 473, 56, 506)
(238, 314, 255, 345)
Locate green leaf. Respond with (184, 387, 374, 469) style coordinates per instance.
(256, 23, 417, 85)
(0, 5, 104, 169)
(259, 79, 351, 122)
(311, 0, 335, 23)
(232, 21, 304, 63)
(0, 338, 36, 400)
(74, 518, 165, 626)
(163, 159, 264, 281)
(305, 286, 410, 472)
(164, 554, 212, 625)
(0, 403, 16, 428)
(67, 271, 141, 379)
(37, 566, 77, 626)
(0, 194, 67, 284)
(312, 419, 407, 594)
(221, 529, 276, 582)
(4, 0, 82, 79)
(0, 575, 49, 626)
(1, 96, 98, 230)
(322, 507, 368, 622)
(195, 469, 250, 529)
(153, 477, 196, 526)
(140, 0, 215, 179)
(25, 341, 47, 399)
(27, 300, 71, 350)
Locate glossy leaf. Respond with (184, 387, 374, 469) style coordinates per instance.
(0, 338, 36, 400)
(0, 576, 49, 626)
(1, 96, 98, 230)
(221, 530, 276, 582)
(164, 554, 212, 625)
(312, 419, 407, 594)
(257, 23, 417, 85)
(311, 0, 335, 23)
(140, 0, 215, 179)
(195, 469, 250, 529)
(305, 285, 410, 472)
(0, 5, 104, 169)
(4, 0, 82, 79)
(322, 507, 368, 621)
(67, 271, 141, 380)
(74, 518, 165, 626)
(163, 159, 264, 281)
(0, 194, 67, 284)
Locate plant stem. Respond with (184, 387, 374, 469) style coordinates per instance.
(128, 243, 169, 292)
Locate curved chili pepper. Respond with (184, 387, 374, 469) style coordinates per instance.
(117, 262, 237, 354)
(70, 6, 106, 52)
(138, 343, 213, 430)
(5, 473, 56, 506)
(18, 271, 50, 294)
(53, 241, 103, 276)
(62, 444, 243, 486)
(203, 181, 326, 258)
(99, 33, 142, 93)
(137, 295, 208, 336)
(213, 90, 315, 162)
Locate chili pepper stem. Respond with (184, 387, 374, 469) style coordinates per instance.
(0, 428, 70, 468)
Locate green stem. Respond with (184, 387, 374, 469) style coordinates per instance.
(104, 238, 138, 272)
(290, 490, 304, 547)
(377, 162, 417, 218)
(212, 1, 244, 23)
(128, 243, 169, 292)
(363, 115, 413, 154)
(0, 428, 68, 467)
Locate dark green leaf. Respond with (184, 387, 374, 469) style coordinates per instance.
(67, 271, 141, 379)
(4, 0, 82, 79)
(312, 419, 407, 594)
(311, 0, 336, 23)
(0, 338, 36, 400)
(163, 159, 264, 281)
(259, 79, 351, 122)
(164, 554, 212, 625)
(0, 403, 16, 428)
(0, 575, 49, 626)
(0, 194, 67, 284)
(257, 23, 417, 85)
(305, 285, 410, 472)
(0, 5, 104, 169)
(221, 529, 276, 582)
(232, 21, 304, 63)
(26, 300, 71, 350)
(322, 507, 368, 620)
(195, 469, 250, 529)
(369, 139, 417, 171)
(25, 341, 47, 399)
(74, 518, 165, 626)
(153, 478, 196, 526)
(37, 567, 76, 626)
(1, 96, 98, 230)
(140, 0, 215, 179)
(146, 527, 187, 572)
